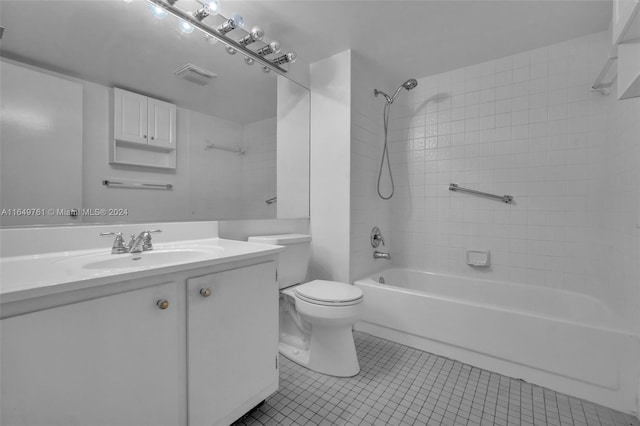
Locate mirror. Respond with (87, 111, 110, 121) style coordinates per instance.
(0, 0, 310, 226)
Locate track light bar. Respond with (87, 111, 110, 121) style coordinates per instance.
(145, 0, 288, 75)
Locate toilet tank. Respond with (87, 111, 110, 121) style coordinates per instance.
(247, 234, 311, 289)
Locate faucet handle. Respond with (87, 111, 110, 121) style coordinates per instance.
(371, 226, 385, 247)
(99, 232, 127, 254)
(142, 229, 162, 251)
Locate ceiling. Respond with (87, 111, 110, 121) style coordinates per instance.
(0, 0, 611, 121)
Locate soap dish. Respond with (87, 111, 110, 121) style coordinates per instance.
(466, 249, 490, 267)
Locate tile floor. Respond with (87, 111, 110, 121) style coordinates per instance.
(234, 332, 639, 426)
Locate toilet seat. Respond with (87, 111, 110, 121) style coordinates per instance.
(294, 280, 363, 307)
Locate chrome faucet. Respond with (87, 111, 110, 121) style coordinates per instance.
(100, 229, 162, 254)
(373, 251, 391, 260)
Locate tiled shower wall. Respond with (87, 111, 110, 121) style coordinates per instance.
(386, 31, 639, 331)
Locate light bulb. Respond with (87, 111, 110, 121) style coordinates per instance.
(178, 19, 194, 34)
(225, 46, 237, 55)
(250, 26, 264, 40)
(244, 57, 254, 65)
(262, 66, 271, 73)
(123, 0, 134, 3)
(150, 4, 168, 18)
(230, 13, 245, 29)
(207, 0, 220, 15)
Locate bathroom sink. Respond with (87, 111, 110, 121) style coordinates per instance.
(58, 248, 221, 270)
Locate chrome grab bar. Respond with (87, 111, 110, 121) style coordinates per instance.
(205, 143, 245, 154)
(449, 183, 513, 204)
(102, 180, 173, 190)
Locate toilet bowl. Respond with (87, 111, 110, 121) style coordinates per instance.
(248, 234, 364, 377)
(281, 280, 363, 377)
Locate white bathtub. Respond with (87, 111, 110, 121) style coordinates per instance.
(354, 268, 640, 415)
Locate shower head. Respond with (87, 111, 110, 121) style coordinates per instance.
(402, 79, 418, 90)
(390, 78, 418, 102)
(375, 78, 419, 104)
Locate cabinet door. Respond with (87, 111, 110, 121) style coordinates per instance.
(1, 282, 181, 426)
(114, 87, 148, 144)
(148, 97, 177, 149)
(187, 262, 278, 426)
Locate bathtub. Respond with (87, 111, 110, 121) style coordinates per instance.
(354, 268, 640, 415)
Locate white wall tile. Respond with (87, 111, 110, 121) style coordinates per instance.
(385, 31, 640, 333)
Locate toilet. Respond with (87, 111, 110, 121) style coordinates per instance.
(247, 234, 363, 377)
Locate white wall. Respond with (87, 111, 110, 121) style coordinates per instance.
(309, 50, 352, 282)
(277, 76, 310, 219)
(349, 53, 395, 281)
(385, 31, 640, 331)
(0, 60, 83, 226)
(187, 111, 245, 220)
(83, 84, 247, 222)
(242, 117, 277, 219)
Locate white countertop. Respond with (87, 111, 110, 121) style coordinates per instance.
(0, 238, 282, 304)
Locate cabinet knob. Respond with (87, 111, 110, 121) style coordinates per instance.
(150, 136, 155, 140)
(200, 288, 212, 298)
(156, 299, 170, 310)
(143, 134, 147, 139)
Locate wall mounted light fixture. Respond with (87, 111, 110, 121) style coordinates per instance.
(142, 0, 297, 76)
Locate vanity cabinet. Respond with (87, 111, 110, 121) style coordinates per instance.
(0, 281, 181, 426)
(187, 261, 279, 426)
(1, 257, 279, 426)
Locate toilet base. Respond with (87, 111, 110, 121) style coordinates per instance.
(279, 342, 310, 366)
(280, 326, 360, 377)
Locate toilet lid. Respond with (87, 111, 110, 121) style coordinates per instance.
(294, 280, 363, 305)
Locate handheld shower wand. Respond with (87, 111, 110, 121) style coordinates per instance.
(373, 79, 418, 199)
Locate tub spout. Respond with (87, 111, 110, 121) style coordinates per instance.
(373, 251, 391, 260)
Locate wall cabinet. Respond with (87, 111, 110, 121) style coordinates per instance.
(114, 88, 176, 149)
(1, 258, 279, 426)
(1, 281, 181, 426)
(112, 88, 177, 169)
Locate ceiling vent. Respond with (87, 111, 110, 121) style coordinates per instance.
(174, 63, 216, 86)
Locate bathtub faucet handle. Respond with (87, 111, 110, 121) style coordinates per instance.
(371, 226, 385, 247)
